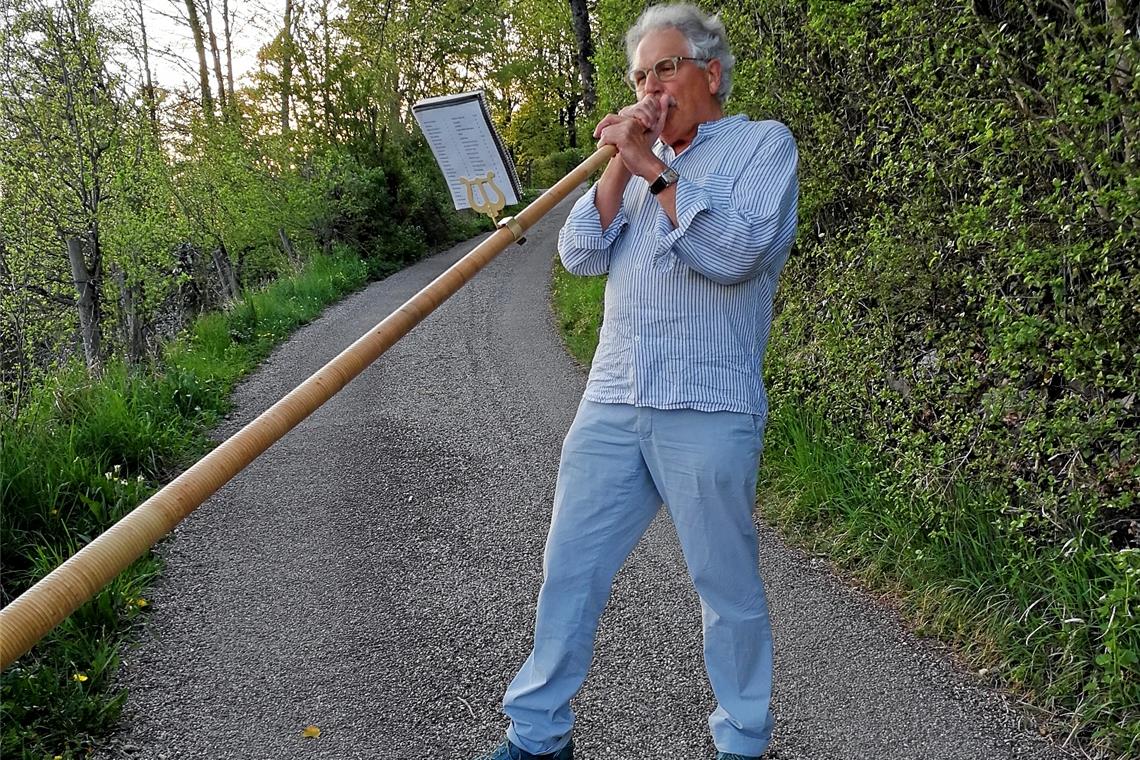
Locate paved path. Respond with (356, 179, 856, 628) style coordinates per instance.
(103, 191, 1074, 760)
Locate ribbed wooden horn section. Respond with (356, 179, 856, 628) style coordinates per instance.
(0, 145, 617, 670)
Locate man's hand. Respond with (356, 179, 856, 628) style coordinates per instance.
(593, 93, 673, 179)
(590, 93, 676, 228)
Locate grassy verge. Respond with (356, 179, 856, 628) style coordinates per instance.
(0, 248, 369, 759)
(550, 260, 606, 367)
(759, 406, 1137, 756)
(546, 267, 1137, 759)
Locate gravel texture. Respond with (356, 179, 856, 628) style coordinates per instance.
(100, 191, 1076, 760)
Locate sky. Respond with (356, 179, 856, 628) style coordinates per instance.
(98, 0, 286, 93)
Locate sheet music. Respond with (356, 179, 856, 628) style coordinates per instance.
(413, 92, 520, 210)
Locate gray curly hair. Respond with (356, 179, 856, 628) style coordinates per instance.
(625, 3, 735, 104)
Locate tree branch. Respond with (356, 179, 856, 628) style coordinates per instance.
(19, 282, 76, 307)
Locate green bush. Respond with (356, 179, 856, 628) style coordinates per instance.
(527, 148, 588, 188)
(715, 0, 1138, 754)
(322, 141, 490, 278)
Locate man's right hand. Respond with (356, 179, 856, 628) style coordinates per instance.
(593, 93, 672, 180)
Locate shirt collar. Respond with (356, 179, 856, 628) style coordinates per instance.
(656, 113, 746, 159)
(695, 113, 746, 140)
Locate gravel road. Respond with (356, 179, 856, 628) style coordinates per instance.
(102, 191, 1076, 760)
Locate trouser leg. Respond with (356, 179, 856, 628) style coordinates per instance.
(640, 407, 773, 757)
(504, 401, 661, 755)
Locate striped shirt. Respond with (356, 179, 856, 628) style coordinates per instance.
(558, 114, 799, 418)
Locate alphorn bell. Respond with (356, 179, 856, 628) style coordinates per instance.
(0, 144, 618, 670)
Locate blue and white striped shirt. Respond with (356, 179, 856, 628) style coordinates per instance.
(558, 114, 799, 418)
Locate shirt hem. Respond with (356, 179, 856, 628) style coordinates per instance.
(582, 390, 763, 417)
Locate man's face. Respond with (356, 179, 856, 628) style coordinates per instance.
(632, 27, 722, 147)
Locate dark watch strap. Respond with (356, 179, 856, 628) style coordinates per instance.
(649, 167, 680, 195)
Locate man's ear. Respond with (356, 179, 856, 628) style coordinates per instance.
(706, 58, 722, 96)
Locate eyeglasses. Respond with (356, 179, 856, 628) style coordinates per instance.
(625, 56, 709, 91)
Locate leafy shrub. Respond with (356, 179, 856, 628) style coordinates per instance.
(708, 0, 1137, 754)
(528, 148, 588, 188)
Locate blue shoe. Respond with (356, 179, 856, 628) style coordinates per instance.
(477, 738, 574, 760)
(716, 754, 762, 760)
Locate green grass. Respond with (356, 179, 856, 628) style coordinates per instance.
(551, 260, 606, 367)
(0, 247, 369, 759)
(759, 407, 1137, 754)
(546, 265, 1139, 759)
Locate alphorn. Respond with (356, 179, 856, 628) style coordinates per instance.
(0, 144, 618, 670)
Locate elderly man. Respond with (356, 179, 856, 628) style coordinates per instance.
(478, 4, 798, 759)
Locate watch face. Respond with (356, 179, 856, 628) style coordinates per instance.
(663, 168, 679, 184)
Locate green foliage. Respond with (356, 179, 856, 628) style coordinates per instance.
(507, 99, 576, 167)
(0, 250, 368, 758)
(0, 362, 197, 758)
(526, 148, 588, 189)
(495, 0, 587, 151)
(0, 553, 158, 760)
(174, 120, 298, 287)
(218, 248, 370, 355)
(716, 0, 1137, 754)
(759, 404, 1140, 754)
(0, 0, 131, 374)
(321, 142, 486, 278)
(551, 260, 605, 366)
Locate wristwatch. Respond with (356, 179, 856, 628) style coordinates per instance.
(648, 166, 680, 195)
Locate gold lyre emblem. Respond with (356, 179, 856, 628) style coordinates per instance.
(460, 170, 507, 224)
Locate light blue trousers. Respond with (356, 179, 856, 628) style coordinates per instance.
(504, 400, 774, 757)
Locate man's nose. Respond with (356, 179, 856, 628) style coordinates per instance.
(643, 70, 665, 94)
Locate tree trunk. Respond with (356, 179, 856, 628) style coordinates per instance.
(567, 0, 596, 117)
(203, 0, 228, 115)
(236, 245, 249, 288)
(567, 93, 579, 148)
(211, 243, 239, 301)
(175, 243, 202, 329)
(115, 267, 145, 365)
(223, 0, 235, 102)
(67, 235, 102, 372)
(184, 0, 215, 118)
(278, 227, 300, 267)
(281, 0, 294, 134)
(320, 0, 334, 139)
(317, 219, 333, 254)
(136, 0, 158, 129)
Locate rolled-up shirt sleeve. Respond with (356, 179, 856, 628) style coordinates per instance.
(654, 126, 799, 285)
(558, 184, 629, 276)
